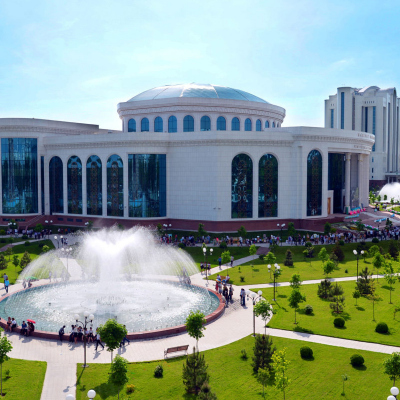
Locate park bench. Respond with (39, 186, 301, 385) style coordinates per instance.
(164, 345, 189, 359)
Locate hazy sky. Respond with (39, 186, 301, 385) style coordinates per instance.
(1, 0, 399, 130)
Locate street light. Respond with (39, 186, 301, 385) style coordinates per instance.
(87, 390, 97, 399)
(202, 247, 213, 280)
(66, 394, 75, 400)
(388, 386, 399, 400)
(267, 264, 271, 279)
(62, 247, 72, 273)
(74, 311, 95, 368)
(272, 264, 281, 301)
(277, 223, 286, 246)
(60, 235, 64, 247)
(246, 289, 263, 336)
(353, 250, 364, 282)
(54, 235, 59, 249)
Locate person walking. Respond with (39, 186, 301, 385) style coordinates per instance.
(58, 325, 66, 341)
(4, 278, 9, 294)
(95, 329, 104, 351)
(120, 325, 130, 347)
(230, 256, 234, 267)
(218, 256, 222, 269)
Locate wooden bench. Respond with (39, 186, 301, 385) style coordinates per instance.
(164, 345, 189, 359)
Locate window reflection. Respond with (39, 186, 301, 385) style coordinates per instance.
(256, 119, 262, 131)
(154, 117, 163, 132)
(245, 118, 252, 131)
(168, 116, 177, 133)
(141, 118, 149, 132)
(217, 116, 226, 131)
(201, 116, 211, 131)
(87, 155, 102, 216)
(258, 154, 278, 217)
(231, 117, 240, 131)
(231, 154, 252, 218)
(107, 155, 123, 217)
(67, 156, 82, 214)
(183, 115, 194, 132)
(128, 119, 136, 132)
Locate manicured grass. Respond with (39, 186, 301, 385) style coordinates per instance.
(0, 358, 47, 399)
(255, 280, 400, 346)
(209, 241, 391, 284)
(76, 335, 392, 399)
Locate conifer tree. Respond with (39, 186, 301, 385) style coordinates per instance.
(252, 334, 276, 374)
(182, 347, 209, 395)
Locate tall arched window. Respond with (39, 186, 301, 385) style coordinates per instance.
(217, 116, 226, 131)
(141, 118, 149, 132)
(256, 119, 262, 131)
(168, 116, 177, 133)
(86, 155, 102, 216)
(259, 154, 278, 217)
(277, 123, 280, 127)
(245, 118, 252, 131)
(232, 154, 252, 218)
(107, 155, 123, 217)
(201, 116, 211, 131)
(231, 117, 240, 131)
(307, 150, 322, 216)
(183, 115, 194, 132)
(67, 156, 82, 214)
(49, 156, 63, 214)
(128, 119, 136, 132)
(265, 120, 270, 128)
(154, 117, 163, 132)
(272, 122, 276, 128)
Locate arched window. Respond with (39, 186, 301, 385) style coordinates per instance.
(256, 119, 262, 131)
(168, 116, 177, 133)
(217, 116, 226, 131)
(245, 118, 252, 131)
(107, 155, 123, 217)
(141, 118, 149, 132)
(201, 116, 211, 131)
(128, 119, 136, 132)
(265, 120, 270, 128)
(49, 156, 63, 214)
(86, 155, 102, 216)
(231, 117, 240, 131)
(67, 156, 82, 214)
(272, 121, 276, 128)
(232, 154, 252, 218)
(259, 154, 278, 217)
(277, 122, 280, 128)
(183, 115, 194, 132)
(154, 117, 163, 132)
(307, 150, 322, 216)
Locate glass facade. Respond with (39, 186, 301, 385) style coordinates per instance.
(330, 109, 334, 128)
(272, 122, 275, 128)
(168, 116, 177, 133)
(141, 118, 149, 132)
(365, 107, 368, 132)
(256, 119, 262, 131)
(217, 116, 226, 130)
(265, 120, 270, 128)
(86, 155, 102, 215)
(67, 156, 82, 214)
(232, 154, 252, 218)
(49, 156, 63, 214)
(372, 106, 376, 151)
(107, 155, 123, 217)
(328, 153, 344, 213)
(183, 115, 194, 132)
(307, 150, 322, 216)
(154, 117, 163, 132)
(231, 117, 240, 131)
(258, 154, 278, 217)
(245, 118, 252, 131)
(201, 116, 211, 131)
(341, 92, 345, 129)
(41, 156, 44, 214)
(128, 154, 166, 218)
(1, 138, 38, 214)
(128, 119, 136, 132)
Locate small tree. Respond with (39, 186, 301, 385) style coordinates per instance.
(353, 290, 360, 306)
(391, 197, 395, 207)
(108, 355, 129, 400)
(254, 300, 272, 335)
(287, 222, 296, 238)
(0, 329, 13, 396)
(384, 352, 400, 386)
(272, 348, 291, 400)
(220, 250, 230, 266)
(322, 260, 335, 277)
(182, 347, 209, 395)
(264, 252, 276, 267)
(372, 252, 385, 281)
(318, 247, 329, 263)
(199, 381, 217, 400)
(331, 243, 345, 262)
(377, 194, 381, 202)
(8, 220, 17, 231)
(289, 274, 302, 290)
(4, 247, 12, 262)
(355, 219, 365, 232)
(341, 374, 349, 396)
(384, 261, 397, 304)
(156, 223, 165, 236)
(388, 240, 399, 259)
(324, 222, 331, 235)
(186, 311, 206, 351)
(366, 280, 380, 321)
(19, 251, 31, 269)
(357, 267, 373, 295)
(288, 289, 306, 324)
(284, 250, 293, 266)
(384, 194, 388, 201)
(317, 279, 332, 299)
(369, 245, 381, 258)
(257, 367, 270, 399)
(252, 334, 276, 374)
(34, 223, 44, 233)
(198, 223, 207, 237)
(97, 319, 127, 363)
(12, 255, 19, 271)
(0, 254, 7, 271)
(249, 244, 257, 260)
(237, 226, 247, 239)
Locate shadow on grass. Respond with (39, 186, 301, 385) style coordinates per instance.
(293, 326, 314, 334)
(301, 356, 315, 361)
(381, 285, 395, 291)
(356, 306, 365, 311)
(277, 294, 287, 299)
(334, 325, 347, 330)
(352, 364, 367, 371)
(332, 311, 351, 321)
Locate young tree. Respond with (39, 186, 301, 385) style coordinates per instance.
(108, 355, 128, 400)
(283, 250, 293, 266)
(186, 311, 206, 351)
(341, 374, 349, 396)
(220, 250, 230, 266)
(331, 243, 345, 262)
(272, 348, 291, 400)
(97, 319, 127, 363)
(257, 367, 271, 399)
(264, 252, 276, 266)
(324, 222, 331, 235)
(388, 240, 399, 259)
(249, 244, 257, 260)
(182, 347, 209, 395)
(19, 251, 31, 269)
(237, 226, 247, 239)
(0, 254, 7, 271)
(198, 223, 207, 237)
(352, 290, 360, 306)
(34, 223, 44, 233)
(12, 255, 19, 271)
(318, 247, 329, 262)
(384, 261, 397, 304)
(391, 197, 395, 207)
(254, 300, 273, 335)
(322, 260, 335, 277)
(355, 219, 365, 232)
(357, 267, 373, 295)
(287, 222, 296, 238)
(384, 352, 400, 386)
(252, 334, 276, 374)
(156, 223, 165, 236)
(317, 279, 332, 299)
(289, 274, 302, 290)
(366, 280, 380, 321)
(288, 289, 306, 324)
(4, 247, 12, 262)
(369, 245, 381, 258)
(0, 329, 12, 396)
(384, 194, 388, 201)
(199, 381, 217, 400)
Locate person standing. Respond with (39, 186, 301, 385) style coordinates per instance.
(58, 325, 66, 341)
(95, 329, 104, 351)
(240, 288, 246, 306)
(230, 256, 234, 267)
(218, 256, 222, 269)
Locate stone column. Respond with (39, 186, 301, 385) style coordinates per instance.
(358, 154, 363, 207)
(345, 153, 351, 211)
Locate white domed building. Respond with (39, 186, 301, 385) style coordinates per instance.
(0, 83, 374, 231)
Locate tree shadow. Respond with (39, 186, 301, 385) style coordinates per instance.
(381, 285, 394, 291)
(277, 294, 287, 299)
(301, 356, 315, 361)
(352, 365, 367, 371)
(356, 306, 365, 311)
(293, 326, 314, 334)
(331, 311, 351, 321)
(253, 269, 259, 272)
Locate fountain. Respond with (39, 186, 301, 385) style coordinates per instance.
(378, 182, 400, 202)
(0, 228, 222, 337)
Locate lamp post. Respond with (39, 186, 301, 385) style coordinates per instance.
(45, 220, 53, 238)
(62, 247, 72, 273)
(353, 250, 364, 282)
(267, 264, 271, 279)
(74, 311, 94, 368)
(246, 289, 263, 336)
(388, 386, 399, 400)
(66, 394, 75, 400)
(272, 263, 281, 301)
(87, 390, 97, 399)
(202, 247, 213, 280)
(54, 235, 59, 249)
(277, 223, 286, 246)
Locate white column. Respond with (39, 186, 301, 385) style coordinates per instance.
(102, 158, 107, 217)
(345, 153, 351, 210)
(82, 161, 87, 216)
(358, 154, 363, 207)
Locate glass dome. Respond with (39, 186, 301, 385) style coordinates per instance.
(128, 83, 268, 104)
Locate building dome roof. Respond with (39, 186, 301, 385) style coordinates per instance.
(128, 83, 269, 104)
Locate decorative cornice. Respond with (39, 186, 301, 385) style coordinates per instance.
(0, 126, 94, 135)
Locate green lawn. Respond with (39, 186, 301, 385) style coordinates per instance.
(0, 359, 47, 399)
(76, 335, 392, 399)
(209, 241, 391, 284)
(255, 280, 400, 346)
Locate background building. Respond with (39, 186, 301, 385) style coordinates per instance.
(0, 83, 374, 231)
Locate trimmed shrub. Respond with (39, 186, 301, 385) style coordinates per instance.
(154, 364, 163, 378)
(338, 240, 345, 246)
(372, 237, 379, 243)
(178, 242, 186, 249)
(300, 346, 313, 359)
(305, 242, 312, 248)
(304, 305, 313, 315)
(350, 354, 365, 367)
(334, 317, 345, 328)
(0, 230, 5, 236)
(375, 322, 389, 334)
(259, 254, 264, 260)
(219, 242, 228, 249)
(240, 276, 245, 282)
(126, 384, 135, 394)
(24, 241, 30, 246)
(240, 349, 248, 360)
(345, 269, 348, 273)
